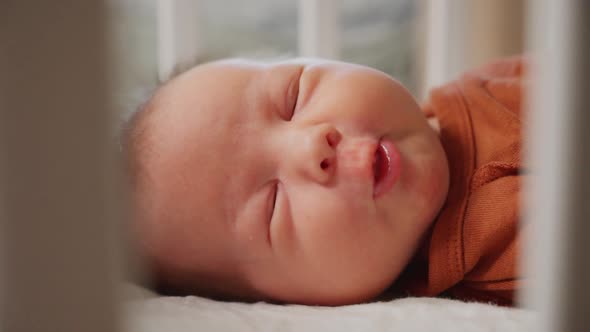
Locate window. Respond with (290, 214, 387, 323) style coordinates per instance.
(109, 0, 421, 113)
(198, 0, 298, 60)
(341, 0, 419, 93)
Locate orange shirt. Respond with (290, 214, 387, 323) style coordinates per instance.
(393, 56, 526, 305)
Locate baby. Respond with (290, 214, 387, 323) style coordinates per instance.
(123, 56, 524, 306)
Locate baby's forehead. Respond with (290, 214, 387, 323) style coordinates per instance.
(156, 57, 350, 110)
(145, 62, 257, 197)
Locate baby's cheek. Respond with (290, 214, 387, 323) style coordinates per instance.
(295, 189, 374, 243)
(293, 196, 387, 282)
(407, 139, 449, 214)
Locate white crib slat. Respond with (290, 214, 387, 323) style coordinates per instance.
(422, 0, 524, 97)
(422, 0, 457, 94)
(521, 0, 590, 331)
(158, 0, 201, 81)
(298, 0, 339, 59)
(0, 2, 120, 332)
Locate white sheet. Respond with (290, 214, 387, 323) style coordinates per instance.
(124, 284, 535, 332)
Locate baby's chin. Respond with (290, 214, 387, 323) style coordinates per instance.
(416, 131, 450, 221)
(267, 279, 393, 306)
(248, 256, 403, 306)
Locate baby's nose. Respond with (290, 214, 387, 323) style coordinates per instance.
(298, 124, 341, 184)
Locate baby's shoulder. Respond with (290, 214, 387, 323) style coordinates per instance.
(461, 55, 527, 120)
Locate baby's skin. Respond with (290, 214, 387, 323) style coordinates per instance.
(129, 59, 450, 305)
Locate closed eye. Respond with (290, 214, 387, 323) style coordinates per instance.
(269, 181, 279, 221)
(284, 67, 303, 121)
(266, 181, 279, 245)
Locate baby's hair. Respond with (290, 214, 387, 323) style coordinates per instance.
(120, 55, 280, 189)
(119, 74, 247, 302)
(120, 52, 200, 184)
(120, 90, 157, 189)
(120, 66, 184, 191)
(120, 82, 212, 299)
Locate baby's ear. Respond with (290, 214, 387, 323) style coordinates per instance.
(422, 102, 440, 134)
(427, 116, 441, 134)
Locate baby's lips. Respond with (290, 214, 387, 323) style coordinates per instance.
(373, 139, 401, 198)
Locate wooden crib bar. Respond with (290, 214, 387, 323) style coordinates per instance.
(521, 0, 590, 331)
(0, 2, 120, 331)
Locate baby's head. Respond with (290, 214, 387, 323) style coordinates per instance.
(124, 59, 449, 305)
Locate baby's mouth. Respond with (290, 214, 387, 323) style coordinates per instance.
(373, 145, 387, 185)
(373, 139, 401, 198)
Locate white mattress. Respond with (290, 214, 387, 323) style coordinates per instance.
(123, 284, 536, 332)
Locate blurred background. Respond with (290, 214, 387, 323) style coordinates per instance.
(108, 0, 524, 117)
(109, 0, 420, 114)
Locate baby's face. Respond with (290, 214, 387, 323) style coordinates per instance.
(136, 59, 449, 305)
